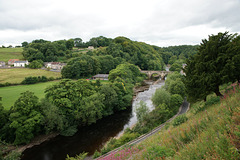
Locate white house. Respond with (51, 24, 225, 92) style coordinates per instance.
(92, 74, 109, 80)
(88, 46, 94, 50)
(45, 62, 66, 70)
(14, 60, 29, 67)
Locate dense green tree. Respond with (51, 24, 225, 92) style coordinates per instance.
(22, 47, 44, 61)
(96, 55, 119, 74)
(169, 62, 182, 72)
(73, 38, 83, 48)
(159, 51, 173, 64)
(168, 55, 178, 65)
(87, 36, 112, 47)
(170, 94, 183, 112)
(0, 97, 8, 130)
(135, 101, 149, 123)
(108, 63, 145, 84)
(21, 41, 28, 47)
(40, 98, 65, 133)
(95, 36, 164, 70)
(66, 39, 74, 50)
(29, 60, 43, 69)
(99, 84, 118, 115)
(226, 35, 240, 83)
(9, 91, 43, 144)
(61, 55, 100, 78)
(161, 45, 198, 60)
(165, 72, 184, 90)
(22, 39, 73, 62)
(152, 88, 171, 107)
(168, 80, 186, 98)
(45, 79, 97, 128)
(184, 32, 235, 101)
(76, 93, 104, 125)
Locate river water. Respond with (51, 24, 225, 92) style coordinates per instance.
(21, 81, 164, 160)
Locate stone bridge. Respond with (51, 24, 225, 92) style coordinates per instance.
(141, 70, 172, 80)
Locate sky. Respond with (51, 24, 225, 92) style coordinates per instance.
(0, 0, 240, 47)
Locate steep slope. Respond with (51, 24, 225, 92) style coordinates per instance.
(101, 83, 240, 159)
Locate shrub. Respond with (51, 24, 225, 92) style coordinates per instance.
(193, 96, 220, 114)
(152, 88, 171, 107)
(21, 76, 39, 84)
(143, 145, 174, 159)
(205, 96, 220, 106)
(172, 114, 188, 127)
(170, 94, 183, 113)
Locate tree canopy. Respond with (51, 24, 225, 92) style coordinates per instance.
(61, 55, 100, 79)
(184, 32, 240, 101)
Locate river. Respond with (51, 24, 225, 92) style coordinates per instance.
(21, 81, 165, 160)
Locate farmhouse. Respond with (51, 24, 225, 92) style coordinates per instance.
(13, 60, 29, 67)
(0, 61, 5, 67)
(92, 74, 109, 80)
(8, 59, 19, 65)
(88, 46, 94, 50)
(45, 62, 66, 70)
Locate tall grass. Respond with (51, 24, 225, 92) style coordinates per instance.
(102, 83, 240, 160)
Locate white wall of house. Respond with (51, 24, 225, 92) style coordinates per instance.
(14, 61, 29, 67)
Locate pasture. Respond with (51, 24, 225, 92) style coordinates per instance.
(0, 47, 24, 62)
(0, 68, 61, 83)
(0, 81, 58, 109)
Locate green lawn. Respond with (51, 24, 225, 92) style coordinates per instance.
(0, 81, 58, 109)
(0, 68, 61, 84)
(0, 48, 24, 62)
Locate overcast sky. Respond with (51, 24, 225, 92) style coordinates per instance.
(0, 0, 240, 47)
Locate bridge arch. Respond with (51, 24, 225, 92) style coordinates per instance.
(141, 70, 172, 80)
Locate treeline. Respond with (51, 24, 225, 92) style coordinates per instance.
(22, 36, 198, 79)
(0, 63, 145, 145)
(0, 76, 59, 87)
(22, 39, 74, 62)
(62, 36, 165, 78)
(161, 45, 198, 63)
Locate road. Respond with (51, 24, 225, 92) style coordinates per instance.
(95, 100, 190, 160)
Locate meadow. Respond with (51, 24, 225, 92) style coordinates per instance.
(0, 81, 58, 109)
(0, 47, 23, 62)
(0, 68, 61, 84)
(102, 83, 240, 160)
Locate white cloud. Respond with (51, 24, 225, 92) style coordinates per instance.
(0, 0, 240, 47)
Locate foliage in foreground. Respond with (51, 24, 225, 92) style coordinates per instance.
(184, 32, 240, 101)
(103, 83, 240, 160)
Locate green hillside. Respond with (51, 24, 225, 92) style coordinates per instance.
(103, 83, 240, 159)
(0, 48, 24, 62)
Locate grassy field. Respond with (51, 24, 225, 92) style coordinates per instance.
(0, 47, 24, 62)
(103, 83, 240, 159)
(0, 81, 59, 109)
(0, 68, 61, 84)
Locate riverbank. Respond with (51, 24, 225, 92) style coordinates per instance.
(95, 100, 189, 160)
(2, 79, 156, 158)
(2, 132, 59, 157)
(133, 80, 152, 97)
